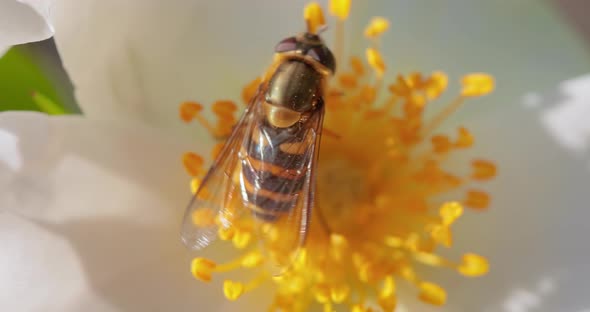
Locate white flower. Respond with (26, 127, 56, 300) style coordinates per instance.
(0, 0, 54, 54)
(2, 0, 590, 311)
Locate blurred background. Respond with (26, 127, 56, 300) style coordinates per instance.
(0, 0, 588, 115)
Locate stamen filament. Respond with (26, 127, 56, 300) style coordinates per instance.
(194, 114, 217, 137)
(422, 96, 465, 136)
(334, 20, 345, 66)
(214, 252, 254, 273)
(245, 272, 269, 292)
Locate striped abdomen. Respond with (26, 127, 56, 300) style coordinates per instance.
(239, 117, 314, 221)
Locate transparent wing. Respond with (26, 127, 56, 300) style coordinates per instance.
(240, 100, 325, 275)
(180, 89, 262, 250)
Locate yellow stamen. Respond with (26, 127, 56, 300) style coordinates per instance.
(304, 2, 326, 34)
(455, 127, 474, 148)
(223, 280, 244, 301)
(313, 284, 331, 304)
(378, 294, 397, 312)
(430, 225, 453, 247)
(329, 0, 351, 20)
(426, 72, 448, 100)
(366, 48, 386, 77)
(421, 96, 465, 136)
(191, 258, 216, 282)
(182, 152, 204, 177)
(217, 226, 235, 240)
(351, 304, 372, 312)
(461, 73, 495, 97)
(212, 100, 237, 119)
(339, 73, 358, 89)
(379, 276, 396, 298)
(457, 253, 489, 277)
(440, 202, 463, 226)
(464, 190, 491, 210)
(181, 4, 496, 311)
(365, 17, 390, 38)
(241, 251, 264, 268)
(418, 282, 447, 306)
(330, 284, 350, 303)
(350, 56, 365, 76)
(179, 101, 203, 123)
(179, 102, 216, 135)
(471, 159, 497, 180)
(190, 177, 201, 194)
(232, 229, 252, 249)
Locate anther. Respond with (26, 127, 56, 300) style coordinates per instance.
(304, 2, 326, 34)
(457, 253, 489, 277)
(461, 73, 495, 97)
(365, 17, 390, 38)
(418, 282, 447, 306)
(191, 258, 217, 282)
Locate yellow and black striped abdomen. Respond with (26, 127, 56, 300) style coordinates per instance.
(240, 118, 313, 221)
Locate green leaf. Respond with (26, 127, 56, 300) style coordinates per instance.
(0, 45, 68, 113)
(32, 91, 68, 115)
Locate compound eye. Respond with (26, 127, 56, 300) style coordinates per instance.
(306, 46, 336, 74)
(275, 37, 299, 53)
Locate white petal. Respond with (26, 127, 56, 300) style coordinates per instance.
(0, 0, 54, 50)
(396, 76, 590, 311)
(51, 0, 312, 137)
(51, 0, 590, 138)
(0, 112, 247, 311)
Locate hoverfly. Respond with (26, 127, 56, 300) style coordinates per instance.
(181, 24, 335, 274)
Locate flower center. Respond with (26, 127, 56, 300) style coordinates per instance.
(317, 158, 366, 231)
(179, 2, 496, 311)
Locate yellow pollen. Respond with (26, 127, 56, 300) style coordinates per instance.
(366, 48, 386, 77)
(365, 17, 390, 38)
(419, 282, 447, 306)
(461, 73, 495, 97)
(241, 251, 264, 268)
(212, 100, 237, 119)
(458, 253, 489, 277)
(329, 0, 351, 20)
(191, 258, 216, 282)
(471, 159, 497, 180)
(217, 226, 235, 241)
(232, 229, 252, 249)
(464, 190, 491, 210)
(440, 202, 463, 226)
(378, 295, 397, 312)
(223, 280, 244, 301)
(426, 72, 449, 100)
(179, 101, 203, 122)
(181, 3, 496, 312)
(304, 2, 326, 34)
(182, 152, 204, 177)
(350, 56, 365, 76)
(190, 177, 201, 194)
(351, 304, 373, 312)
(455, 127, 474, 148)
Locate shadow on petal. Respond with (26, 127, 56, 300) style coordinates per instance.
(28, 216, 226, 311)
(1, 112, 268, 310)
